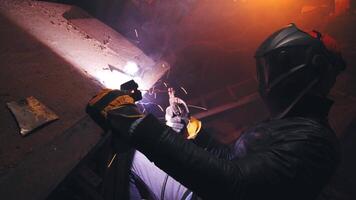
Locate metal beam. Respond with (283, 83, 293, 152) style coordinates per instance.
(193, 93, 259, 119)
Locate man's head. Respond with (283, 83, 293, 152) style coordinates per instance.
(255, 24, 346, 118)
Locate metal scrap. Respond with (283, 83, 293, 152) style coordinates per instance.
(6, 96, 59, 136)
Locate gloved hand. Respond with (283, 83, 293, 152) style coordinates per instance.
(165, 96, 202, 139)
(165, 102, 189, 133)
(86, 89, 144, 151)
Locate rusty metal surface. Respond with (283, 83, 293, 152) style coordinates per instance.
(0, 116, 103, 200)
(0, 13, 103, 200)
(7, 96, 59, 136)
(0, 1, 167, 198)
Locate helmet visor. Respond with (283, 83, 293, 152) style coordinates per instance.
(256, 46, 310, 93)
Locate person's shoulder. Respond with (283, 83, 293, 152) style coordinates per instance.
(254, 117, 335, 140)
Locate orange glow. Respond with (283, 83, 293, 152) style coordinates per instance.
(335, 0, 350, 16)
(170, 0, 337, 82)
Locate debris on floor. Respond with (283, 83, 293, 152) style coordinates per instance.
(6, 96, 59, 136)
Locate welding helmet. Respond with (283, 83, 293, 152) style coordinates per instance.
(255, 24, 346, 118)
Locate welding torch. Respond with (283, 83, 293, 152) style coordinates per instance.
(120, 80, 143, 102)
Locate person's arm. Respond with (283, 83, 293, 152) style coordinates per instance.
(191, 128, 235, 160)
(128, 115, 339, 200)
(164, 98, 233, 159)
(129, 114, 241, 199)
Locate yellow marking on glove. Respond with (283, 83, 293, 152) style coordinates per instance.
(88, 89, 112, 106)
(101, 95, 135, 117)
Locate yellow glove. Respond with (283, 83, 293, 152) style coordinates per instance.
(86, 89, 143, 130)
(186, 117, 202, 139)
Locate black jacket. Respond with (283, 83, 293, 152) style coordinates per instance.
(128, 97, 340, 200)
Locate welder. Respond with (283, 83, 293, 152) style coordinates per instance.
(87, 24, 346, 200)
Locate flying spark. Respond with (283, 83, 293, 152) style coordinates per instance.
(134, 29, 139, 39)
(188, 105, 208, 111)
(180, 87, 188, 95)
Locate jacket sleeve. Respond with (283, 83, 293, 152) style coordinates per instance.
(191, 127, 235, 160)
(128, 114, 339, 200)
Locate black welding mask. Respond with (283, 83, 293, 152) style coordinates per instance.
(255, 24, 345, 118)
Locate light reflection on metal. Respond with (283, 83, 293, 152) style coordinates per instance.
(124, 61, 140, 76)
(0, 2, 168, 93)
(95, 70, 146, 92)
